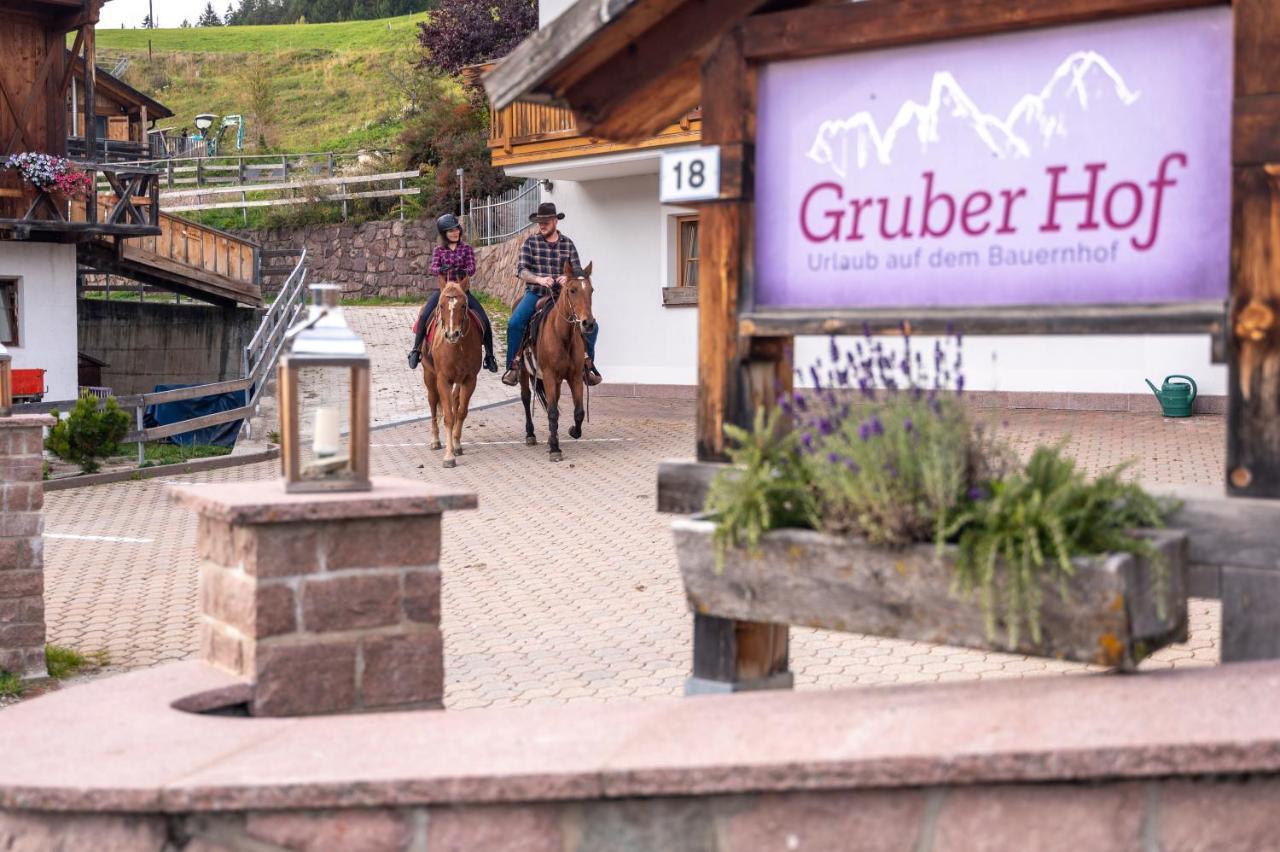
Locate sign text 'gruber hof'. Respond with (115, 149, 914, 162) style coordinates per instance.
(754, 7, 1233, 310)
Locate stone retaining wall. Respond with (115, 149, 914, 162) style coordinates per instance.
(3, 660, 1280, 850)
(78, 299, 261, 397)
(244, 221, 532, 308)
(4, 777, 1278, 851)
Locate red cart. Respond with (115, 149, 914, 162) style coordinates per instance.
(12, 369, 45, 404)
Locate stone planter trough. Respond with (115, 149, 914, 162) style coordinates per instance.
(672, 518, 1189, 670)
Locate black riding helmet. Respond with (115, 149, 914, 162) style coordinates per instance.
(436, 213, 461, 235)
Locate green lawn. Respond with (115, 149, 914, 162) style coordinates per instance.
(91, 15, 428, 152)
(93, 14, 426, 53)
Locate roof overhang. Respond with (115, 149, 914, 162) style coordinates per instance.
(484, 0, 814, 142)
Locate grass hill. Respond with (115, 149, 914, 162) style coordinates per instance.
(94, 14, 428, 153)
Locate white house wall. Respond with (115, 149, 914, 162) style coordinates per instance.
(544, 176, 699, 386)
(794, 335, 1225, 396)
(0, 243, 78, 401)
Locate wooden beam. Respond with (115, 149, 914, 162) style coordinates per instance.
(563, 0, 774, 140)
(742, 0, 1226, 62)
(739, 302, 1226, 338)
(1228, 0, 1280, 498)
(574, 55, 704, 142)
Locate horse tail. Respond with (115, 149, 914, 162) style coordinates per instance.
(534, 377, 548, 411)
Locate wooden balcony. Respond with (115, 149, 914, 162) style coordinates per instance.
(488, 100, 701, 167)
(0, 162, 161, 242)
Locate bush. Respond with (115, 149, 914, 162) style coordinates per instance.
(45, 393, 131, 474)
(706, 333, 1174, 647)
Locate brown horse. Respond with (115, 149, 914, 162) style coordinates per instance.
(518, 260, 596, 462)
(421, 277, 483, 468)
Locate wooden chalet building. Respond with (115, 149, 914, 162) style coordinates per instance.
(0, 0, 261, 402)
(66, 52, 174, 162)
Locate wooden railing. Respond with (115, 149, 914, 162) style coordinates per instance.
(489, 101, 579, 151)
(124, 213, 259, 295)
(486, 98, 702, 166)
(0, 162, 161, 237)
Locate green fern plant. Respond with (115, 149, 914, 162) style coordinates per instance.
(704, 406, 819, 568)
(947, 444, 1176, 647)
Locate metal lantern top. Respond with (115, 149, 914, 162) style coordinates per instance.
(285, 284, 368, 364)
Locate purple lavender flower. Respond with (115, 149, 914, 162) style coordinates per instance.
(845, 460, 860, 473)
(794, 394, 808, 412)
(829, 336, 840, 362)
(809, 365, 822, 388)
(956, 375, 966, 394)
(780, 399, 794, 418)
(862, 321, 872, 340)
(871, 416, 884, 436)
(818, 418, 834, 436)
(801, 432, 814, 451)
(903, 418, 913, 433)
(858, 421, 872, 442)
(827, 452, 841, 464)
(968, 486, 985, 500)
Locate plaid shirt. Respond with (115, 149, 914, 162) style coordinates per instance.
(516, 231, 582, 295)
(429, 243, 476, 281)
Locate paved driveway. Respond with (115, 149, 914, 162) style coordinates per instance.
(42, 388, 1223, 710)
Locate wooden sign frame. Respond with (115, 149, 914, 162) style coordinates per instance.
(679, 0, 1280, 692)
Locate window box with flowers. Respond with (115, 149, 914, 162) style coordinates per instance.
(1, 153, 93, 221)
(662, 214, 699, 307)
(675, 334, 1189, 670)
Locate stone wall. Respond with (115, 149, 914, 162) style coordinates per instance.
(0, 416, 52, 681)
(244, 220, 533, 308)
(77, 300, 261, 397)
(4, 777, 1280, 850)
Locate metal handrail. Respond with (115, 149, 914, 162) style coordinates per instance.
(243, 248, 310, 408)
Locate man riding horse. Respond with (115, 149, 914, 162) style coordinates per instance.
(502, 203, 603, 387)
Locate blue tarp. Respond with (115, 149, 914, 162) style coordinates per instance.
(144, 384, 245, 448)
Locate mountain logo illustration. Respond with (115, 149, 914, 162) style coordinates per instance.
(807, 50, 1141, 178)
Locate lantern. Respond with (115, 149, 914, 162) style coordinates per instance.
(0, 343, 11, 417)
(278, 284, 370, 492)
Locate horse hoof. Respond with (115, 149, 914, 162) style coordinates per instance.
(442, 458, 457, 469)
(568, 426, 582, 440)
(525, 436, 537, 446)
(430, 441, 442, 451)
(549, 451, 563, 463)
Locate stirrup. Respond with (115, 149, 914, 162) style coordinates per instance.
(501, 367, 520, 386)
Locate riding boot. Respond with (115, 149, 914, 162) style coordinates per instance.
(501, 364, 520, 386)
(484, 352, 499, 373)
(584, 358, 603, 387)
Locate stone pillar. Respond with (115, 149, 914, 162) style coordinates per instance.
(171, 477, 475, 717)
(0, 415, 53, 681)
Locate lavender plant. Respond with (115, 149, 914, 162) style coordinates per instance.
(785, 329, 1009, 546)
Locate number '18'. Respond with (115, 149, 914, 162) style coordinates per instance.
(673, 159, 706, 190)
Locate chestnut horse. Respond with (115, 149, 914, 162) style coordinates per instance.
(421, 278, 483, 468)
(518, 260, 596, 462)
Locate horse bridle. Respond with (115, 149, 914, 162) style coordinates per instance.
(556, 276, 591, 328)
(440, 283, 470, 344)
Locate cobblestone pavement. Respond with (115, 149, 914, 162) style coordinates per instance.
(348, 306, 513, 427)
(40, 395, 1223, 709)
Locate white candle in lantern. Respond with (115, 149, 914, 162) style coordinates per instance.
(313, 406, 340, 458)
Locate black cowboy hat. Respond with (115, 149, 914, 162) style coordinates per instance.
(529, 202, 565, 222)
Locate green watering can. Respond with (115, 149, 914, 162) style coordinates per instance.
(1145, 374, 1197, 418)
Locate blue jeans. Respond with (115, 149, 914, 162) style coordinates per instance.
(507, 290, 598, 367)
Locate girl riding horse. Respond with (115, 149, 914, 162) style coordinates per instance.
(407, 213, 498, 373)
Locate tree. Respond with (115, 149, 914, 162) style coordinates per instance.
(417, 0, 536, 75)
(225, 4, 235, 24)
(141, 13, 153, 27)
(400, 73, 517, 214)
(180, 18, 192, 27)
(197, 2, 223, 25)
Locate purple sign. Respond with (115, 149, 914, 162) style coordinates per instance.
(754, 7, 1233, 309)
